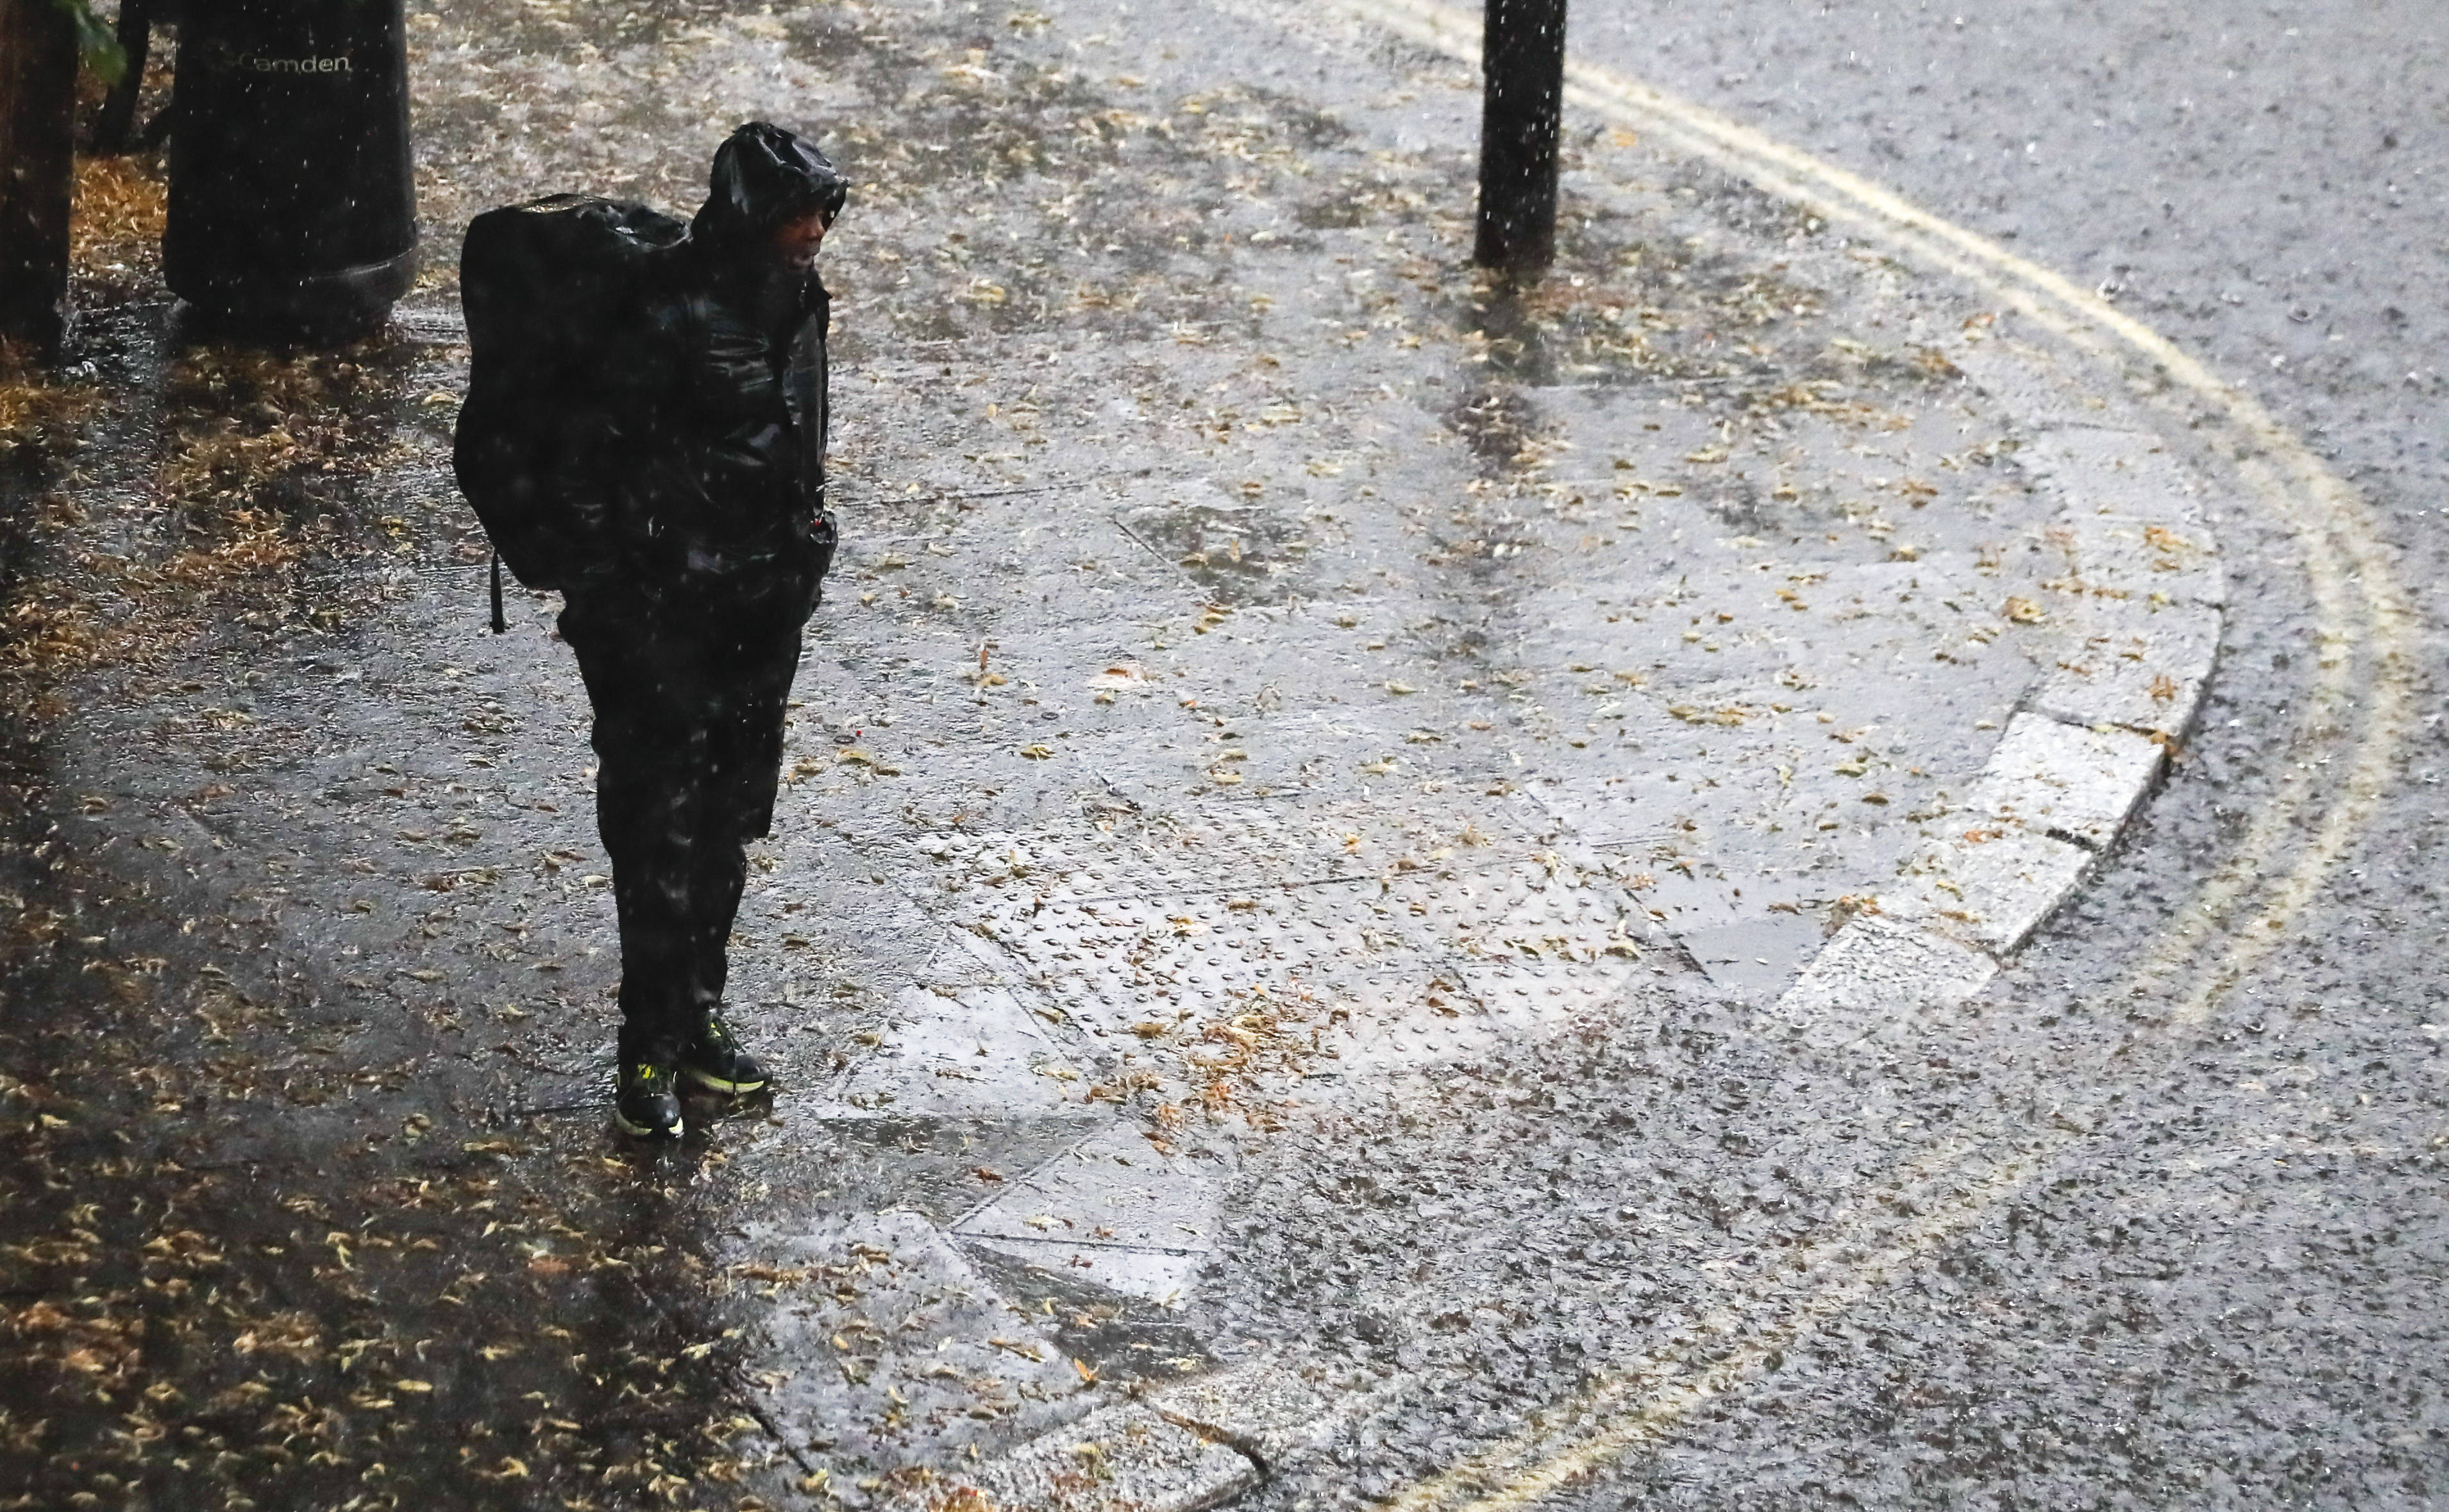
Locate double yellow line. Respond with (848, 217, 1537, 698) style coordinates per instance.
(1320, 1, 2416, 1504)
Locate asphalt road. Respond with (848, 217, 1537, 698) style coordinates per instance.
(2, 3, 2441, 1509)
(1585, 0, 2449, 472)
(1205, 3, 2449, 1508)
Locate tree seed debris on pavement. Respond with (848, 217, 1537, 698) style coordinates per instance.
(0, 0, 2237, 1506)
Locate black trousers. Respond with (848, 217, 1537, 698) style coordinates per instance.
(560, 588, 804, 1063)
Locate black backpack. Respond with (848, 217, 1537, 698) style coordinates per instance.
(453, 195, 687, 627)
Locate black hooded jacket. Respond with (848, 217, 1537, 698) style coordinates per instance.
(580, 124, 850, 626)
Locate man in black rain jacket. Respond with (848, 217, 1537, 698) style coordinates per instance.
(564, 123, 846, 1139)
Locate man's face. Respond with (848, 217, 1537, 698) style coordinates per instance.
(770, 208, 831, 272)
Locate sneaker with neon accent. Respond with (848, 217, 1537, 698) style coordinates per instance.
(614, 1059, 684, 1139)
(678, 1011, 770, 1096)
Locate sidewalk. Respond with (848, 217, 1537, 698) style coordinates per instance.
(0, 0, 2219, 1507)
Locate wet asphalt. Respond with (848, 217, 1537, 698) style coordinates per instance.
(1215, 3, 2448, 1509)
(1, 1, 2443, 1509)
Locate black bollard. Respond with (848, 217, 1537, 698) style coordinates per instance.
(1474, 0, 1567, 274)
(165, 0, 417, 341)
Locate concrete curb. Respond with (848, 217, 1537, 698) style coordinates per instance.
(933, 353, 2229, 1499)
(1777, 335, 2221, 1029)
(899, 0, 2233, 1491)
(1302, 0, 2226, 1041)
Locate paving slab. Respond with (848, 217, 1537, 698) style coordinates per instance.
(816, 981, 1095, 1120)
(723, 1209, 1091, 1474)
(1147, 1357, 1368, 1470)
(1774, 914, 2002, 1041)
(952, 1121, 1229, 1307)
(907, 1402, 1257, 1512)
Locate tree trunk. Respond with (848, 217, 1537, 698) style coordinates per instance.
(0, 0, 80, 359)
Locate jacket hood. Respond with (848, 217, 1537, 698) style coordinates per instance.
(690, 122, 850, 245)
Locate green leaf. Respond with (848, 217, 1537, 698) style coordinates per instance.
(52, 0, 127, 87)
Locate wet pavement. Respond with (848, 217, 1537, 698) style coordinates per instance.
(2, 1, 2438, 1510)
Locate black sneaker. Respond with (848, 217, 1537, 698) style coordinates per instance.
(678, 1011, 770, 1096)
(614, 1060, 684, 1139)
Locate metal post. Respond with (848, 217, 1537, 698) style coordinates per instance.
(0, 0, 80, 357)
(1474, 0, 1567, 273)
